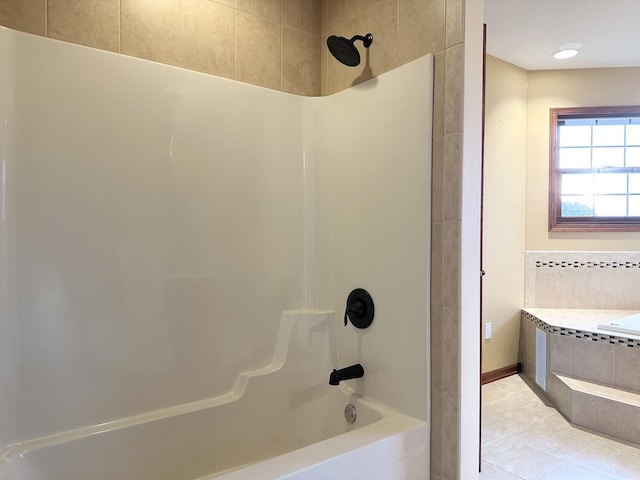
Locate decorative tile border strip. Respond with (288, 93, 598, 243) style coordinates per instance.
(522, 311, 640, 348)
(535, 260, 640, 269)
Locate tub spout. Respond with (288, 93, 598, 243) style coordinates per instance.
(329, 364, 364, 385)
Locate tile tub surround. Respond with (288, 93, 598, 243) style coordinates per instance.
(521, 308, 640, 445)
(525, 251, 640, 309)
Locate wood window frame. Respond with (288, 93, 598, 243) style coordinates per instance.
(549, 105, 640, 232)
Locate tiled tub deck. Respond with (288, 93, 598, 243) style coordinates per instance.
(521, 308, 640, 445)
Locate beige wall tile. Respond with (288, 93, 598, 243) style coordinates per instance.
(282, 27, 320, 96)
(442, 221, 460, 307)
(121, 0, 183, 67)
(614, 345, 640, 392)
(546, 373, 571, 419)
(601, 269, 640, 310)
(319, 37, 328, 95)
(442, 306, 459, 395)
(572, 392, 596, 430)
(525, 252, 640, 310)
(523, 351, 536, 383)
(570, 337, 614, 385)
(431, 220, 443, 305)
(326, 0, 359, 32)
(236, 0, 281, 23)
(432, 136, 444, 223)
(48, 0, 119, 52)
(320, 0, 328, 35)
(445, 0, 462, 47)
(433, 51, 445, 138)
(183, 0, 235, 79)
(532, 269, 568, 308)
(359, 0, 399, 77)
(596, 398, 640, 444)
(444, 43, 463, 135)
(442, 392, 460, 479)
(443, 132, 461, 221)
(236, 12, 281, 90)
(282, 0, 320, 34)
(399, 0, 445, 64)
(548, 334, 570, 375)
(519, 313, 534, 363)
(431, 389, 444, 478)
(431, 305, 443, 392)
(362, 0, 398, 12)
(0, 0, 45, 35)
(524, 267, 535, 307)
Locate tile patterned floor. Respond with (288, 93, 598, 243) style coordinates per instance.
(480, 374, 640, 479)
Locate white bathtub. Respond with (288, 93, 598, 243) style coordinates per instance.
(0, 311, 427, 480)
(598, 313, 640, 336)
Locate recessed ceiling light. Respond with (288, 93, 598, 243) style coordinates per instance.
(552, 48, 579, 60)
(552, 42, 582, 60)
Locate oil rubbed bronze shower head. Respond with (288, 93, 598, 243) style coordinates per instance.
(326, 33, 373, 67)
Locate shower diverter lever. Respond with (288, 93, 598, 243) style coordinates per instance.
(344, 288, 374, 329)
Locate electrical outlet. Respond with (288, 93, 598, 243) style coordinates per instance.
(485, 322, 492, 340)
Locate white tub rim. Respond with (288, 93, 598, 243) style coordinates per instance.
(197, 396, 425, 480)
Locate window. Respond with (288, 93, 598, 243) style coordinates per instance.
(549, 106, 640, 231)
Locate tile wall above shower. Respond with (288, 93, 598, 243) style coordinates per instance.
(0, 0, 461, 98)
(525, 251, 640, 309)
(321, 0, 450, 95)
(0, 0, 321, 96)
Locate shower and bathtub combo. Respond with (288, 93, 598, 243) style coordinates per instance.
(0, 25, 433, 480)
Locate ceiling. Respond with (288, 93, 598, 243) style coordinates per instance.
(484, 0, 640, 71)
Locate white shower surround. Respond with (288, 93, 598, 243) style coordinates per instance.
(0, 26, 432, 478)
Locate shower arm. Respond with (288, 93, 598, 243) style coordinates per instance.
(350, 34, 373, 48)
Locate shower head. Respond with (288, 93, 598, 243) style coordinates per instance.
(327, 33, 373, 67)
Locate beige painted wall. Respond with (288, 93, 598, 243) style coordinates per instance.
(0, 0, 321, 95)
(526, 67, 640, 250)
(482, 55, 527, 374)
